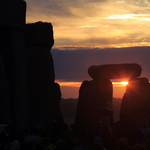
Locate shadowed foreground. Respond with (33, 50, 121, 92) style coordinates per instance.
(1, 1, 150, 150)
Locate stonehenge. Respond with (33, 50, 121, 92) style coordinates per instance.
(88, 63, 142, 80)
(75, 63, 150, 133)
(120, 77, 150, 123)
(0, 0, 28, 132)
(0, 0, 63, 132)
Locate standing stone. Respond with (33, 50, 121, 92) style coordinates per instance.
(52, 83, 64, 121)
(0, 0, 28, 132)
(120, 77, 150, 123)
(75, 79, 113, 134)
(24, 22, 55, 125)
(0, 39, 12, 125)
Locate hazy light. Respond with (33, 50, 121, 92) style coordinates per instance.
(120, 81, 128, 85)
(106, 14, 135, 19)
(56, 80, 82, 87)
(56, 80, 128, 87)
(112, 81, 128, 85)
(105, 14, 150, 20)
(77, 25, 96, 28)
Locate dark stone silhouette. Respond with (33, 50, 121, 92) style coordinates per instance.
(0, 0, 26, 28)
(120, 77, 150, 124)
(24, 21, 56, 125)
(0, 26, 13, 125)
(75, 63, 150, 141)
(52, 83, 64, 122)
(75, 79, 113, 136)
(0, 0, 28, 132)
(88, 63, 142, 80)
(0, 1, 63, 132)
(24, 22, 54, 49)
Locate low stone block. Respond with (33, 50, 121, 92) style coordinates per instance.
(88, 63, 142, 80)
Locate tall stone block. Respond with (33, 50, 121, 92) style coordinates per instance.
(0, 0, 28, 132)
(24, 22, 55, 125)
(120, 78, 150, 123)
(75, 79, 113, 133)
(52, 83, 64, 121)
(12, 29, 28, 132)
(0, 42, 12, 125)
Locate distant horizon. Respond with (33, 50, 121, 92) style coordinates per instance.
(24, 0, 150, 100)
(61, 97, 122, 99)
(52, 47, 150, 99)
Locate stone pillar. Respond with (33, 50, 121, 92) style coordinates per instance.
(0, 0, 28, 132)
(24, 22, 55, 125)
(0, 43, 12, 125)
(52, 83, 64, 121)
(75, 79, 113, 134)
(120, 77, 150, 123)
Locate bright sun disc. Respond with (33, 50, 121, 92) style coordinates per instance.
(112, 81, 128, 85)
(120, 81, 128, 85)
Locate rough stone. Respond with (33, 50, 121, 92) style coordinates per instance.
(26, 46, 55, 125)
(25, 22, 55, 125)
(88, 63, 142, 80)
(0, 0, 27, 133)
(24, 22, 54, 49)
(0, 42, 12, 125)
(0, 0, 26, 29)
(52, 83, 64, 121)
(120, 77, 150, 123)
(75, 79, 113, 134)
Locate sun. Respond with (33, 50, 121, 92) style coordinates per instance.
(112, 81, 128, 86)
(120, 81, 128, 85)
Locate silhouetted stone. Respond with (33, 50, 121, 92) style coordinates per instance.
(75, 79, 113, 135)
(25, 22, 55, 125)
(0, 47, 12, 125)
(0, 0, 28, 133)
(26, 47, 55, 125)
(88, 63, 142, 80)
(120, 77, 150, 123)
(0, 0, 26, 29)
(52, 83, 64, 122)
(24, 21, 54, 49)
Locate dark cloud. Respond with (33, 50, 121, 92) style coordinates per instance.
(51, 46, 150, 82)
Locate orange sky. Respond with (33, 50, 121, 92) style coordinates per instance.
(57, 80, 127, 98)
(25, 0, 150, 48)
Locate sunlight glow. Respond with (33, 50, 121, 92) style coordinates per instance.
(105, 14, 150, 20)
(56, 80, 128, 87)
(56, 80, 82, 87)
(112, 81, 128, 85)
(120, 81, 128, 85)
(77, 25, 96, 28)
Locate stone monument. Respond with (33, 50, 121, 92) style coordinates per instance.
(0, 0, 28, 132)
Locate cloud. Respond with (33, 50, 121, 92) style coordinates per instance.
(51, 47, 150, 82)
(25, 0, 150, 48)
(25, 0, 150, 23)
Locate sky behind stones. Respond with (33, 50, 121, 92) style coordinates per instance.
(51, 47, 150, 82)
(25, 0, 150, 98)
(26, 0, 150, 48)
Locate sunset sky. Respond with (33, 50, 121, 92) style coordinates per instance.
(25, 0, 150, 98)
